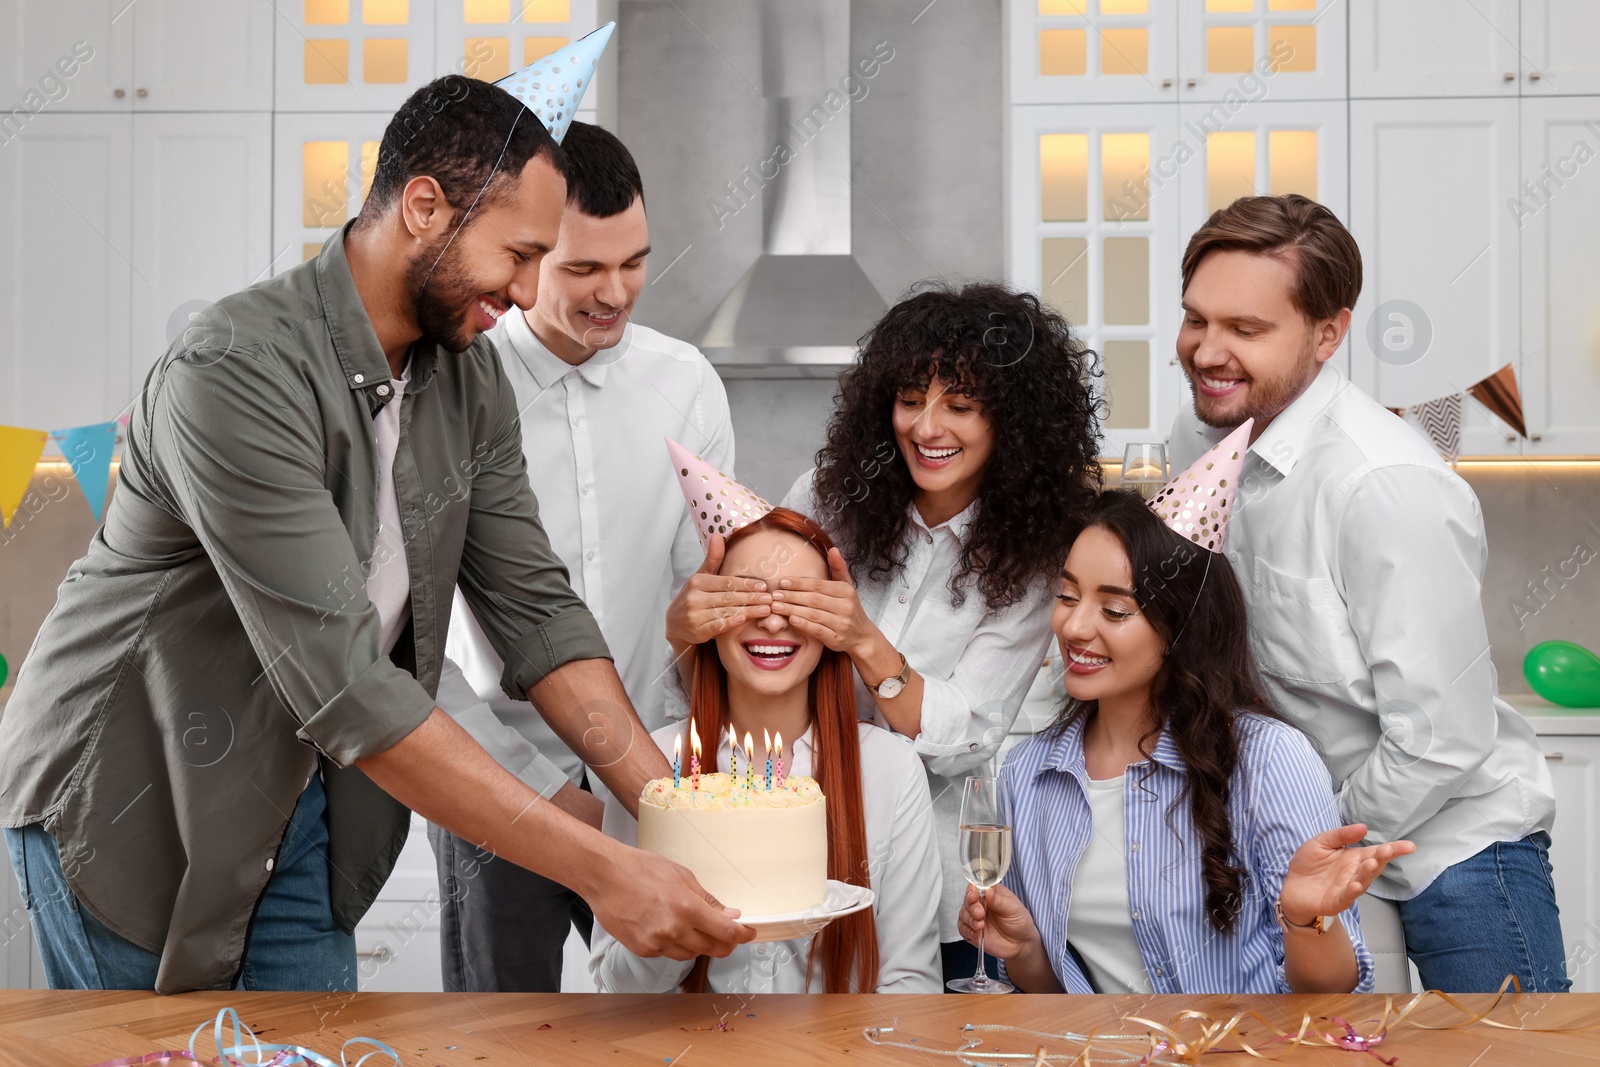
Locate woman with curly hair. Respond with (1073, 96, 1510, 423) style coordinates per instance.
(767, 281, 1103, 983)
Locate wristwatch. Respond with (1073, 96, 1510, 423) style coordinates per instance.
(868, 653, 911, 699)
(1275, 899, 1330, 934)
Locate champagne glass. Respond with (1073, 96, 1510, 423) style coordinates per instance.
(1119, 442, 1169, 500)
(948, 775, 1014, 994)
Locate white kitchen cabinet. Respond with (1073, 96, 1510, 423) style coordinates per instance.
(129, 113, 274, 387)
(0, 1, 132, 113)
(274, 0, 439, 113)
(1532, 728, 1600, 992)
(272, 112, 394, 275)
(0, 114, 133, 432)
(1007, 103, 1185, 456)
(1346, 98, 1522, 440)
(1522, 0, 1600, 97)
(1517, 97, 1600, 455)
(0, 112, 270, 433)
(355, 814, 444, 992)
(130, 0, 274, 112)
(1007, 0, 1180, 106)
(1176, 0, 1345, 104)
(1350, 0, 1522, 99)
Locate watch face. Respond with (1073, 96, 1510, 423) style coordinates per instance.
(877, 677, 905, 699)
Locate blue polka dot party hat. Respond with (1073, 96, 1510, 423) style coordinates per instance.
(495, 22, 614, 144)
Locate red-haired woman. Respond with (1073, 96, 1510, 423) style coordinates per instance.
(590, 509, 942, 993)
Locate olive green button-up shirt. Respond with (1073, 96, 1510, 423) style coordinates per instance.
(0, 227, 610, 993)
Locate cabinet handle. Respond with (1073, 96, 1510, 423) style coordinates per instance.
(113, 88, 126, 98)
(136, 88, 148, 98)
(1162, 78, 1172, 88)
(356, 947, 393, 961)
(1530, 433, 1543, 442)
(1504, 72, 1516, 81)
(1186, 78, 1197, 89)
(1545, 752, 1564, 761)
(1529, 71, 1542, 82)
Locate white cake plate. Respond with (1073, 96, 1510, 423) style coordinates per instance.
(737, 880, 875, 943)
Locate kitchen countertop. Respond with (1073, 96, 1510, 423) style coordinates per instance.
(3, 989, 1596, 1067)
(1502, 692, 1600, 734)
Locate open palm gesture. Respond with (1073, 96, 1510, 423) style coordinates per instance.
(1279, 824, 1416, 925)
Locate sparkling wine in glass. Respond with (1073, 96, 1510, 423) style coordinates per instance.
(1120, 443, 1170, 501)
(948, 775, 1015, 994)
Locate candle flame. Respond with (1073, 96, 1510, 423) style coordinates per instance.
(673, 734, 682, 759)
(728, 724, 737, 750)
(690, 719, 701, 758)
(775, 732, 783, 758)
(763, 727, 771, 753)
(743, 731, 754, 760)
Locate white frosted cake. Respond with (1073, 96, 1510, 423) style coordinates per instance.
(637, 772, 827, 916)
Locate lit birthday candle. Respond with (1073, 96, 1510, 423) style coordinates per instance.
(764, 728, 773, 791)
(743, 732, 755, 789)
(672, 733, 681, 790)
(727, 724, 739, 780)
(775, 732, 784, 788)
(690, 720, 701, 791)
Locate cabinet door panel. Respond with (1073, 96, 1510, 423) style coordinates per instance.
(129, 113, 274, 392)
(1176, 0, 1345, 103)
(1348, 99, 1519, 429)
(1539, 735, 1600, 993)
(0, 115, 132, 431)
(1350, 0, 1520, 99)
(1008, 0, 1181, 106)
(132, 0, 274, 111)
(1522, 0, 1600, 97)
(1518, 99, 1600, 455)
(0, 1, 132, 115)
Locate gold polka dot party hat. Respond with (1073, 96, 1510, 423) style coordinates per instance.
(1147, 418, 1253, 553)
(666, 438, 774, 548)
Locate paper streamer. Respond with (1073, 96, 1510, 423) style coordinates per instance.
(52, 420, 118, 522)
(86, 1006, 401, 1067)
(862, 977, 1598, 1065)
(0, 424, 49, 528)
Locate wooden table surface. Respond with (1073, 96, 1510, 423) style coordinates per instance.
(0, 990, 1595, 1066)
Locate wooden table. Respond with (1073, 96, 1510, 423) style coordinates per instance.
(0, 990, 1594, 1066)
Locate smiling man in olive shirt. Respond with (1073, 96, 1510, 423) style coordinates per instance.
(0, 76, 749, 994)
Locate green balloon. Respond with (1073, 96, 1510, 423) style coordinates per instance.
(1524, 640, 1600, 708)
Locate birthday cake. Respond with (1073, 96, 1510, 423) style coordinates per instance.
(637, 772, 827, 916)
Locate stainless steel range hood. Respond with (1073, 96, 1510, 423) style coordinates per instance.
(692, 0, 886, 369)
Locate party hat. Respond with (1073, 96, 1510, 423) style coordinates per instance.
(667, 438, 772, 548)
(1148, 419, 1253, 553)
(496, 22, 614, 143)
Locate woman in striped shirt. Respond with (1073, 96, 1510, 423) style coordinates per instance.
(959, 490, 1414, 994)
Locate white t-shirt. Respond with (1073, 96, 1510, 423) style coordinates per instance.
(367, 359, 412, 656)
(1065, 774, 1153, 994)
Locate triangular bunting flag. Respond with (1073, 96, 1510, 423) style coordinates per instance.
(0, 425, 50, 528)
(52, 421, 118, 522)
(1411, 393, 1463, 464)
(1467, 363, 1526, 439)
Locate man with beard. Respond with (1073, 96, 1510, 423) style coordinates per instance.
(0, 76, 750, 994)
(1167, 194, 1564, 993)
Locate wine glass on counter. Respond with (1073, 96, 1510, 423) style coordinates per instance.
(948, 775, 1014, 994)
(1119, 442, 1169, 500)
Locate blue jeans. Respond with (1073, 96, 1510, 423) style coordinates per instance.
(1398, 831, 1570, 993)
(5, 772, 356, 991)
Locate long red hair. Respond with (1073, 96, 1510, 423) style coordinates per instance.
(680, 508, 880, 993)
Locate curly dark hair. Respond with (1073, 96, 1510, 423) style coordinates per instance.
(1049, 490, 1289, 933)
(810, 281, 1103, 611)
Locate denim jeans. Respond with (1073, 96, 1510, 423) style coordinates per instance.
(5, 772, 356, 991)
(1398, 831, 1571, 993)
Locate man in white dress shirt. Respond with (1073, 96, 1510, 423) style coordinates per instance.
(430, 122, 735, 991)
(1167, 194, 1564, 993)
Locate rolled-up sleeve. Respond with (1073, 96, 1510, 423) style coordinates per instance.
(913, 586, 1055, 779)
(151, 351, 435, 767)
(453, 356, 612, 701)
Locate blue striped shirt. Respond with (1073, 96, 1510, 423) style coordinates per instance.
(999, 711, 1375, 994)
